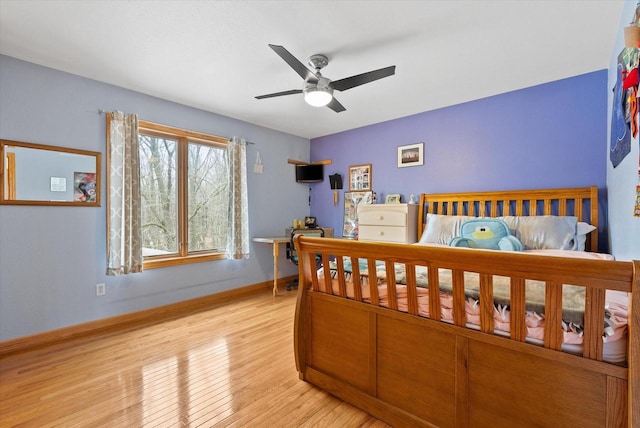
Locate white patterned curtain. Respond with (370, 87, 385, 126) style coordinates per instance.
(107, 111, 143, 275)
(226, 137, 250, 259)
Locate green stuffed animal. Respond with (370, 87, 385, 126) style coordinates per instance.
(449, 218, 522, 251)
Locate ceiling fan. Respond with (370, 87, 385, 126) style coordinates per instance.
(255, 44, 396, 113)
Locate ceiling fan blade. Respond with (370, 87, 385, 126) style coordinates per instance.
(269, 44, 317, 82)
(330, 65, 396, 92)
(255, 89, 302, 100)
(327, 97, 346, 113)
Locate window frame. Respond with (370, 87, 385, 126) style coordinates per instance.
(137, 120, 229, 270)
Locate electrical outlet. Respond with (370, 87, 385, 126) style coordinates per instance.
(96, 283, 106, 296)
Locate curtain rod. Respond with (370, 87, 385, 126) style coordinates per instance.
(98, 109, 255, 145)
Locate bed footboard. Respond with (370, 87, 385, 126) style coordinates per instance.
(293, 236, 638, 428)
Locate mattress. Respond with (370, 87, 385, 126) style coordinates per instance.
(317, 248, 628, 364)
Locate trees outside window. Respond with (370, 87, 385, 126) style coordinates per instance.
(138, 121, 229, 268)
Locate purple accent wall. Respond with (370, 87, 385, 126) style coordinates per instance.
(310, 71, 608, 242)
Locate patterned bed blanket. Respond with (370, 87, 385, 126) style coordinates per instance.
(327, 255, 613, 332)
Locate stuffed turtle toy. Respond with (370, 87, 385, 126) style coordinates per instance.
(449, 218, 522, 251)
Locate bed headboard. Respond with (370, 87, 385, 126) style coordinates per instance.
(417, 186, 599, 251)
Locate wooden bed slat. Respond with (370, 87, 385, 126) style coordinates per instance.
(452, 269, 466, 327)
(350, 256, 363, 302)
(544, 281, 564, 351)
(336, 255, 347, 297)
(428, 266, 441, 321)
(385, 260, 398, 311)
(479, 274, 494, 334)
(310, 253, 321, 292)
(576, 198, 583, 221)
(510, 277, 527, 342)
(515, 200, 523, 216)
(406, 263, 419, 316)
(479, 201, 486, 217)
(367, 259, 379, 306)
(583, 287, 606, 361)
(321, 254, 333, 296)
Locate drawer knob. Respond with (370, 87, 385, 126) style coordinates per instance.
(378, 231, 384, 236)
(378, 215, 384, 220)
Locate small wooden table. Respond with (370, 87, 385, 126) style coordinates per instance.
(252, 236, 291, 296)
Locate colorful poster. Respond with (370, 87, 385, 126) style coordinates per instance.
(73, 172, 96, 202)
(343, 191, 373, 239)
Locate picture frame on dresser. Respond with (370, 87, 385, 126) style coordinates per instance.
(397, 142, 424, 168)
(348, 164, 372, 191)
(385, 194, 400, 204)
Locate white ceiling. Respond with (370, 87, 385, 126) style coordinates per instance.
(0, 0, 626, 139)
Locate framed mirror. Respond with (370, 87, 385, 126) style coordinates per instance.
(1, 139, 101, 206)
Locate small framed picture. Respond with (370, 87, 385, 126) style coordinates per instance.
(50, 176, 67, 192)
(385, 194, 401, 204)
(397, 142, 424, 168)
(348, 163, 372, 191)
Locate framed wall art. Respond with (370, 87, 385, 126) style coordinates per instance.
(348, 163, 372, 191)
(397, 142, 424, 168)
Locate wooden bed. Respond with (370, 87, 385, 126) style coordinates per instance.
(293, 187, 638, 427)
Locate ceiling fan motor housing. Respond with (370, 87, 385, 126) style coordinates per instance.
(308, 54, 328, 71)
(306, 76, 331, 91)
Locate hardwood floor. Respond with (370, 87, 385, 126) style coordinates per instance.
(0, 289, 390, 427)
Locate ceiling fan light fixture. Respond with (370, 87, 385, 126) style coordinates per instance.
(304, 87, 332, 107)
(304, 76, 332, 107)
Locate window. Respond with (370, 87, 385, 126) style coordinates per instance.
(137, 121, 229, 269)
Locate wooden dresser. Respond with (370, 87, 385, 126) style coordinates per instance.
(357, 203, 419, 243)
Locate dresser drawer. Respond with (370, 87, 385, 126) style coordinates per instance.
(358, 210, 407, 227)
(358, 225, 408, 243)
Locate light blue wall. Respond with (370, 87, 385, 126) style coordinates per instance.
(0, 55, 311, 341)
(310, 72, 609, 249)
(607, 1, 640, 261)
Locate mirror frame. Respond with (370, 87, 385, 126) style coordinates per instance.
(0, 139, 102, 207)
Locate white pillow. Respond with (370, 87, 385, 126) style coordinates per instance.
(419, 214, 474, 244)
(576, 222, 597, 251)
(500, 216, 578, 250)
(420, 214, 586, 251)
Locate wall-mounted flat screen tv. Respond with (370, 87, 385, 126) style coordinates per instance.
(295, 164, 324, 183)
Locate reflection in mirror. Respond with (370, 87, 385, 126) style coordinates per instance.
(1, 139, 101, 206)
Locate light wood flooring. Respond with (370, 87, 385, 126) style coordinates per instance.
(0, 289, 390, 427)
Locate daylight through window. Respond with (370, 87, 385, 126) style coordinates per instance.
(138, 121, 229, 268)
